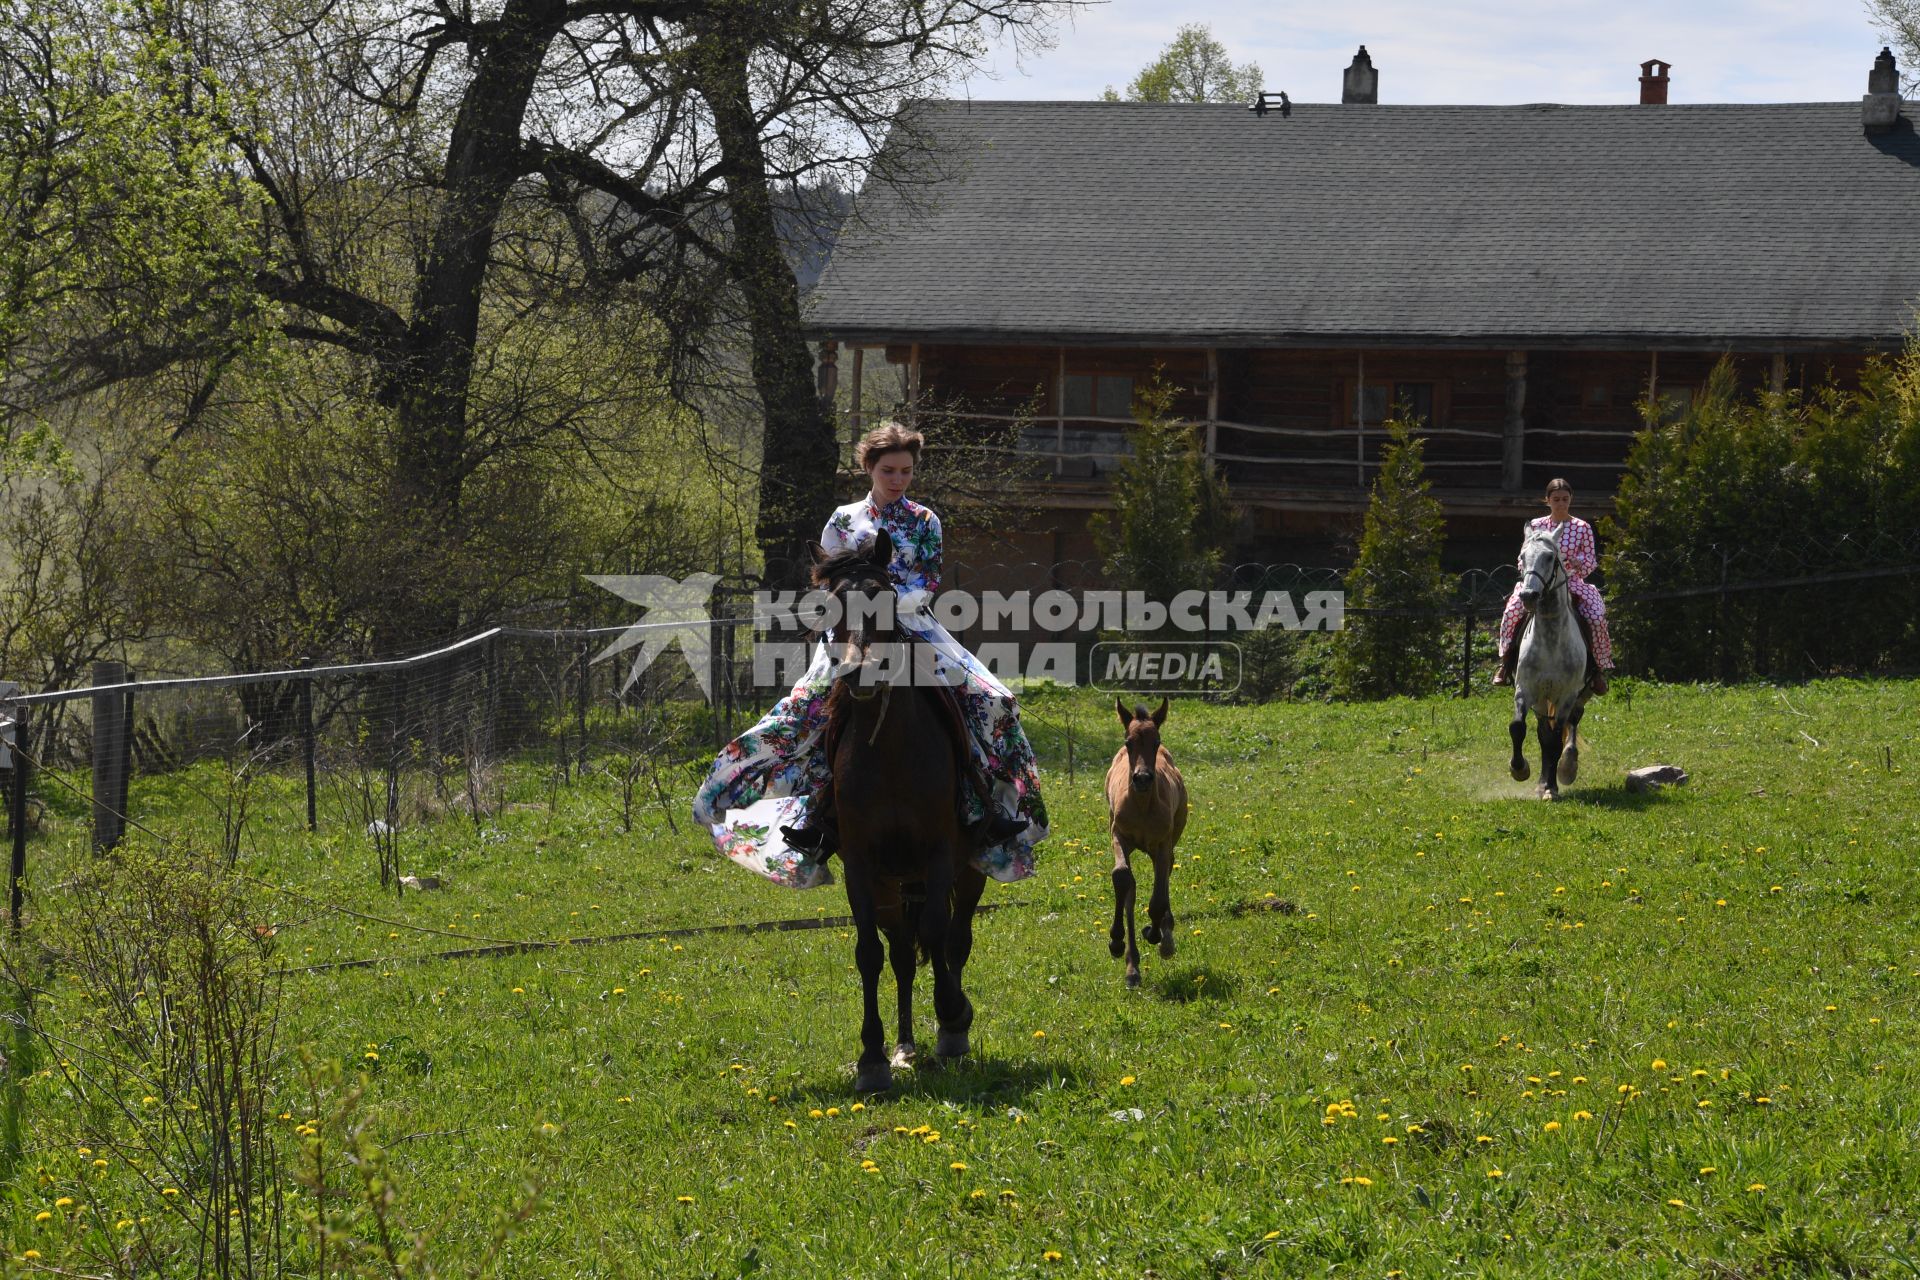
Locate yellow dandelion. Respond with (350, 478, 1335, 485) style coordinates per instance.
(1263, 1230, 1282, 1241)
(55, 1197, 73, 1208)
(1543, 1121, 1562, 1132)
(825, 1107, 841, 1118)
(22, 1251, 41, 1260)
(1699, 1167, 1717, 1175)
(1573, 1110, 1594, 1121)
(969, 1188, 986, 1199)
(1667, 1198, 1687, 1208)
(34, 1211, 51, 1222)
(1697, 1099, 1713, 1108)
(1754, 1096, 1771, 1105)
(1381, 1136, 1398, 1145)
(676, 1195, 695, 1205)
(1120, 1075, 1136, 1086)
(1651, 1059, 1668, 1070)
(1486, 1168, 1503, 1179)
(850, 1102, 865, 1112)
(1032, 1030, 1046, 1039)
(951, 1162, 967, 1172)
(1475, 1135, 1493, 1144)
(1747, 1182, 1767, 1192)
(1000, 1189, 1017, 1200)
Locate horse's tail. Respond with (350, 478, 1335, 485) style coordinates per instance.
(905, 894, 928, 967)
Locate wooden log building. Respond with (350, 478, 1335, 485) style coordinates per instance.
(805, 49, 1919, 571)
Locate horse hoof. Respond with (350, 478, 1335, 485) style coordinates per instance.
(855, 1062, 894, 1094)
(891, 1042, 917, 1070)
(1510, 760, 1531, 782)
(1141, 924, 1160, 945)
(1558, 756, 1580, 785)
(1537, 787, 1557, 802)
(1125, 970, 1141, 989)
(1108, 937, 1125, 959)
(935, 1029, 969, 1060)
(1158, 938, 1176, 960)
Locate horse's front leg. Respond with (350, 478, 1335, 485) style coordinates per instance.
(1110, 837, 1141, 987)
(1509, 692, 1532, 781)
(885, 901, 918, 1070)
(844, 868, 893, 1093)
(1557, 700, 1586, 786)
(1536, 712, 1565, 801)
(945, 863, 986, 982)
(1145, 845, 1176, 963)
(917, 858, 972, 1060)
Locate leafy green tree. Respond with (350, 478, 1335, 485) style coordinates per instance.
(0, 0, 264, 472)
(1090, 374, 1234, 609)
(1101, 24, 1263, 103)
(1333, 415, 1451, 699)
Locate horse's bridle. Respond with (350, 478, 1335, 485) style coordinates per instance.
(1524, 537, 1568, 613)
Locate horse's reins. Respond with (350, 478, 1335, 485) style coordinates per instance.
(833, 584, 911, 744)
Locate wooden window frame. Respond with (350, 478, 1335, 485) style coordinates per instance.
(1332, 378, 1447, 428)
(1061, 371, 1136, 422)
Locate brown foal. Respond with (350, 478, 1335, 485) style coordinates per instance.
(1105, 698, 1188, 989)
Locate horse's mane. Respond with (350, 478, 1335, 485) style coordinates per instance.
(813, 543, 891, 589)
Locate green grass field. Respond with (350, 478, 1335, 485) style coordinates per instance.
(6, 679, 1920, 1277)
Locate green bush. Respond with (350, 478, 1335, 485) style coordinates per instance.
(1333, 417, 1452, 699)
(1605, 350, 1920, 680)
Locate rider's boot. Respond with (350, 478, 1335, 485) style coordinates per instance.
(1575, 614, 1608, 696)
(780, 790, 841, 859)
(1492, 615, 1528, 687)
(962, 766, 1028, 846)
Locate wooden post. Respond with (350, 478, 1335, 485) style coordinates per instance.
(1771, 351, 1786, 397)
(1502, 350, 1527, 491)
(849, 346, 865, 447)
(1355, 351, 1367, 487)
(300, 660, 317, 833)
(1205, 347, 1220, 464)
(1055, 346, 1067, 476)
(8, 702, 27, 933)
(816, 339, 838, 404)
(1647, 350, 1660, 411)
(907, 342, 921, 425)
(90, 662, 127, 853)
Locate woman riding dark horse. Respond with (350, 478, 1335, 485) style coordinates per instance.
(1494, 478, 1615, 695)
(693, 423, 1046, 889)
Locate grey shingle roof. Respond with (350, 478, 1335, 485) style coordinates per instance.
(806, 100, 1920, 348)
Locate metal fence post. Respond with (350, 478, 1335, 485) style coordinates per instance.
(300, 658, 317, 833)
(1459, 609, 1474, 698)
(91, 661, 127, 853)
(8, 702, 28, 933)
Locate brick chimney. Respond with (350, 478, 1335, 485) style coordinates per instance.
(1343, 46, 1378, 105)
(1639, 59, 1671, 105)
(1864, 47, 1902, 135)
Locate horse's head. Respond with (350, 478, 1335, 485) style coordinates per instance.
(1116, 697, 1168, 794)
(1517, 524, 1566, 613)
(811, 529, 897, 664)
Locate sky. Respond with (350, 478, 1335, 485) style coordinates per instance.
(962, 0, 1900, 104)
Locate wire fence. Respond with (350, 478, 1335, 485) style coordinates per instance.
(4, 540, 1918, 930)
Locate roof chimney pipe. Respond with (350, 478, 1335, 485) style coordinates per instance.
(1639, 59, 1670, 105)
(1864, 47, 1902, 135)
(1343, 46, 1378, 105)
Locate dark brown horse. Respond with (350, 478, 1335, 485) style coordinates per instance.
(815, 530, 985, 1092)
(1106, 698, 1188, 988)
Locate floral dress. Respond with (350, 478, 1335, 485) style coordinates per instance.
(1498, 515, 1614, 668)
(692, 494, 1049, 889)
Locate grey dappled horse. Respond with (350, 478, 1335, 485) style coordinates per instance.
(1509, 524, 1591, 800)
